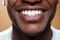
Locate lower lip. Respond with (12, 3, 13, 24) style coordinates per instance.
(20, 13, 45, 22)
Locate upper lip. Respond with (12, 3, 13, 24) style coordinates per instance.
(15, 6, 48, 13)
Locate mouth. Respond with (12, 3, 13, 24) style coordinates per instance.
(17, 9, 47, 16)
(16, 8, 48, 22)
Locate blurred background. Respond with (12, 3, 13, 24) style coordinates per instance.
(0, 0, 60, 32)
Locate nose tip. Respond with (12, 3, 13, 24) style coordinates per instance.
(22, 0, 41, 5)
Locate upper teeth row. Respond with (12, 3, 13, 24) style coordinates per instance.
(21, 10, 43, 16)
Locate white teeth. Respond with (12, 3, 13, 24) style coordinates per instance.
(21, 10, 43, 16)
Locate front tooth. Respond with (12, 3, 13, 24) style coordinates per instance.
(25, 10, 35, 16)
(22, 11, 28, 15)
(35, 10, 39, 15)
(38, 10, 42, 14)
(28, 10, 32, 15)
(31, 11, 36, 15)
(24, 11, 28, 15)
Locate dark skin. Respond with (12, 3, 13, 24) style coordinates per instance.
(7, 0, 58, 40)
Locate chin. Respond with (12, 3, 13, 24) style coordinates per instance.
(17, 22, 48, 36)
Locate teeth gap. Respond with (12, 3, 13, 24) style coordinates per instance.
(41, 9, 47, 12)
(17, 10, 22, 13)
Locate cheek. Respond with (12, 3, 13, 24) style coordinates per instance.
(8, 0, 17, 7)
(48, 0, 57, 6)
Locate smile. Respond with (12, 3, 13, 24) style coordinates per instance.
(16, 8, 48, 22)
(17, 9, 47, 16)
